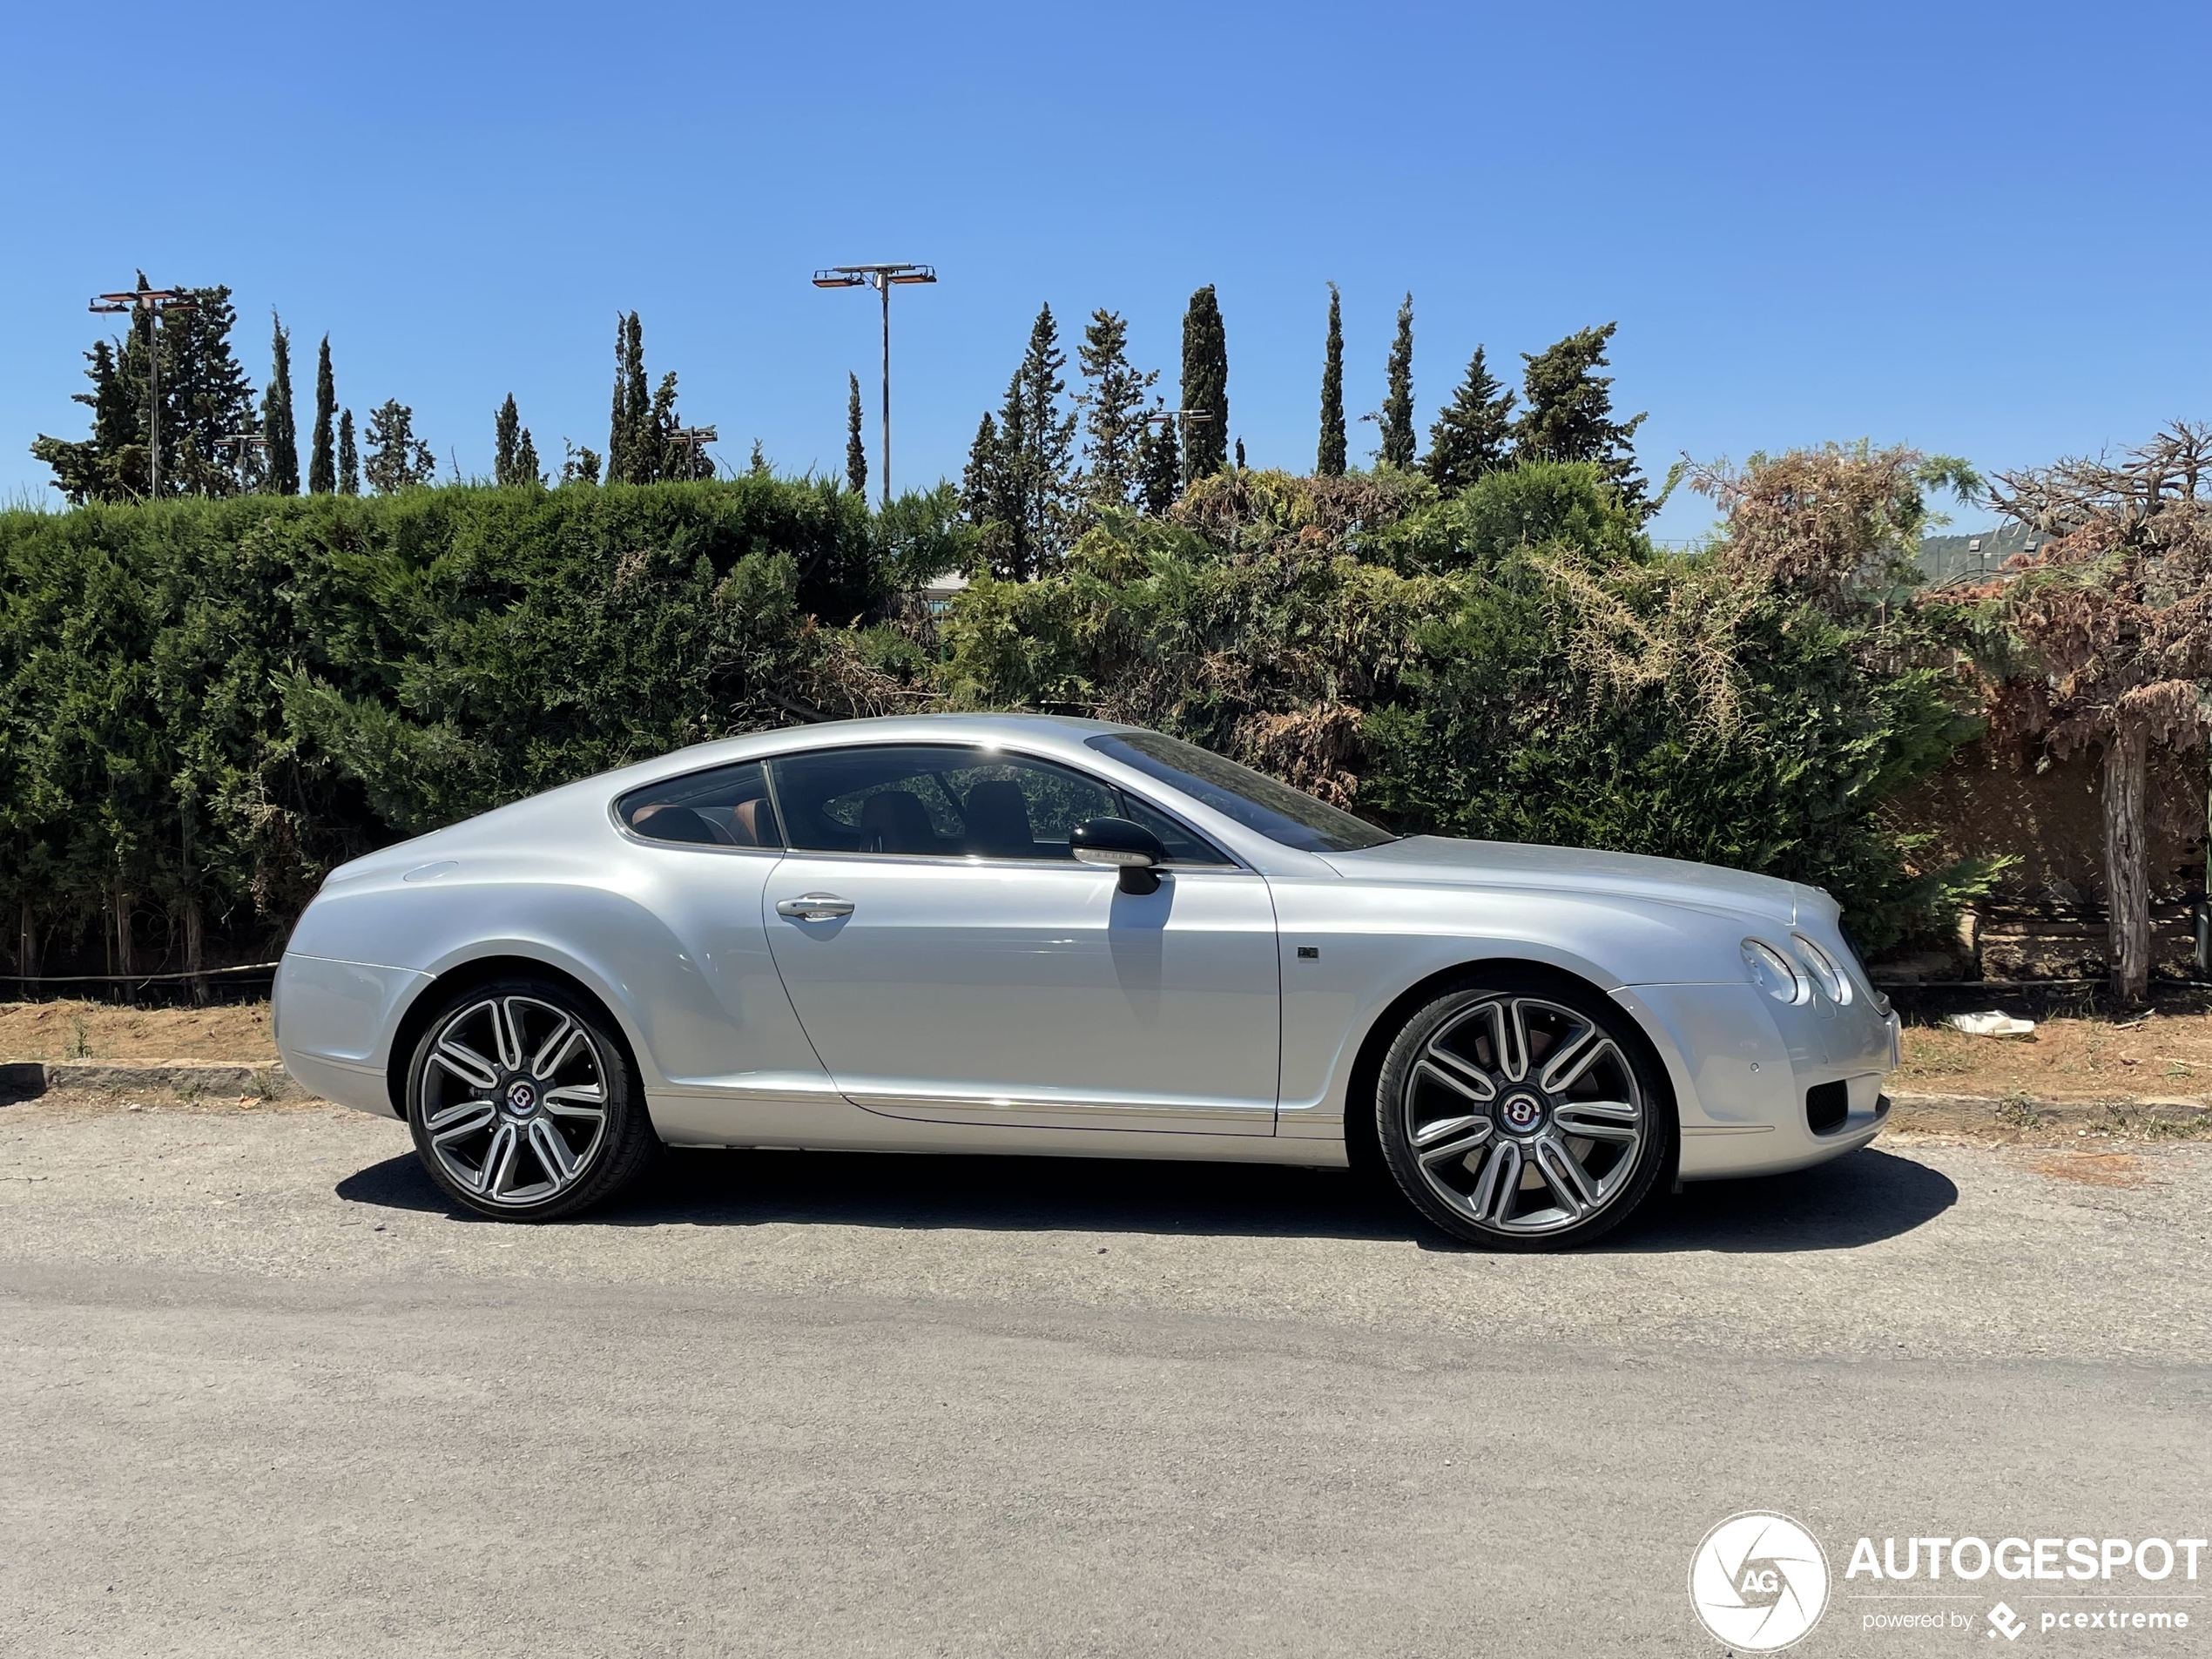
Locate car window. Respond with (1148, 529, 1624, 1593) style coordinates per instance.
(617, 761, 782, 848)
(1115, 793, 1233, 866)
(768, 744, 1231, 865)
(1085, 730, 1396, 853)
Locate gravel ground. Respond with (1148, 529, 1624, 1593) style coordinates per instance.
(4, 1098, 2209, 1657)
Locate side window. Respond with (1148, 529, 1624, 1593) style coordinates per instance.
(772, 746, 967, 856)
(1116, 794, 1234, 866)
(617, 761, 781, 848)
(772, 745, 1144, 860)
(935, 756, 1120, 858)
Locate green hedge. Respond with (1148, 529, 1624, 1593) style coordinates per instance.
(0, 479, 945, 975)
(0, 463, 1988, 981)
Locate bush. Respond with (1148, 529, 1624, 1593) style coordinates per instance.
(0, 480, 932, 974)
(942, 457, 1993, 948)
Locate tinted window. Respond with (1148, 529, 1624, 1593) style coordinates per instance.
(769, 745, 1231, 864)
(1085, 731, 1395, 853)
(617, 761, 781, 848)
(1116, 793, 1231, 866)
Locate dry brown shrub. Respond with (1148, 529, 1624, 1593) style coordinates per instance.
(1531, 547, 1749, 735)
(1233, 703, 1366, 808)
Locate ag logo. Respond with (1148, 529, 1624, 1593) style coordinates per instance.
(1689, 1512, 1831, 1651)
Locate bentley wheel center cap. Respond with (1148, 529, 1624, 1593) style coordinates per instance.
(504, 1079, 537, 1116)
(1499, 1091, 1546, 1134)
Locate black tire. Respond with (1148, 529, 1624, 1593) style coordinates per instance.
(404, 977, 659, 1221)
(1373, 968, 1672, 1251)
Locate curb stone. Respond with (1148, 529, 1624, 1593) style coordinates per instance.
(1889, 1089, 2212, 1114)
(0, 1060, 293, 1103)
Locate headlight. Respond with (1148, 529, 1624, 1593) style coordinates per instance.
(1791, 934, 1851, 1004)
(1741, 938, 1806, 1004)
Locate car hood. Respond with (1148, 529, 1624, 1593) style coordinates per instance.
(1319, 835, 1808, 927)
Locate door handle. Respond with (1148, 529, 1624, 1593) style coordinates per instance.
(776, 894, 855, 921)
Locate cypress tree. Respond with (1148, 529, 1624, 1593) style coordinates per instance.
(1179, 286, 1228, 477)
(495, 395, 522, 486)
(263, 314, 300, 495)
(607, 314, 631, 484)
(1235, 437, 1246, 471)
(621, 314, 651, 482)
(846, 371, 868, 497)
(1378, 293, 1415, 469)
(515, 427, 541, 487)
(1424, 345, 1517, 494)
(1514, 321, 1648, 509)
(337, 408, 359, 494)
(1076, 307, 1153, 514)
(645, 374, 677, 484)
(308, 335, 335, 493)
(1317, 283, 1346, 477)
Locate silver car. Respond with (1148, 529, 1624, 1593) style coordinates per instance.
(273, 713, 1899, 1250)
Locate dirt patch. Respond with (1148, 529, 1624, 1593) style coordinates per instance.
(1897, 1003, 2212, 1103)
(2029, 1152, 2148, 1188)
(1, 1084, 336, 1122)
(0, 1000, 278, 1063)
(1884, 1093, 2212, 1148)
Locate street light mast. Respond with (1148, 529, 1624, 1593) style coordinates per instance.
(811, 263, 936, 507)
(90, 281, 198, 499)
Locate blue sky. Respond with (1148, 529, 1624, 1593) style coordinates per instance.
(4, 0, 2208, 543)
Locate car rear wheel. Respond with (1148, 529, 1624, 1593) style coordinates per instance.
(405, 978, 658, 1221)
(1374, 972, 1671, 1251)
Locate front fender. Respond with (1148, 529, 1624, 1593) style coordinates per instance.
(1266, 875, 1762, 1139)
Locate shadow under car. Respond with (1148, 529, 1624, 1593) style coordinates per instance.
(335, 1141, 1957, 1253)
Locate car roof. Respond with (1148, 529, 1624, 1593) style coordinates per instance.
(600, 711, 1138, 792)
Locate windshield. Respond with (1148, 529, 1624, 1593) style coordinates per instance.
(1085, 731, 1396, 853)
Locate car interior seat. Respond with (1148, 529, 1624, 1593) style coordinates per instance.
(961, 779, 1035, 857)
(730, 797, 779, 847)
(857, 789, 938, 854)
(628, 803, 731, 845)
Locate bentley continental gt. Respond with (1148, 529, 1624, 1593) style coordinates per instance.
(273, 714, 1899, 1249)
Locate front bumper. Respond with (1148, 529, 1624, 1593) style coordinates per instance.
(1615, 981, 1901, 1181)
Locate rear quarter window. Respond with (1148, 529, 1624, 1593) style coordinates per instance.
(617, 761, 782, 848)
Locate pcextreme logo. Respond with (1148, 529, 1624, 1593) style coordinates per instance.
(1689, 1511, 1832, 1651)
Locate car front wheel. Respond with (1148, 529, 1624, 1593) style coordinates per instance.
(1374, 972, 1671, 1251)
(405, 979, 658, 1221)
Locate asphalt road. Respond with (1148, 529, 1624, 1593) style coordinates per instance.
(3, 1100, 2209, 1658)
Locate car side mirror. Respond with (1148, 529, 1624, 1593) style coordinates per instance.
(1070, 816, 1167, 895)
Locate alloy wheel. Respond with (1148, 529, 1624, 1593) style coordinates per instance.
(1399, 993, 1646, 1238)
(417, 995, 610, 1208)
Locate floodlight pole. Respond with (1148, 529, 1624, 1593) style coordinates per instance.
(1144, 407, 1215, 493)
(215, 428, 267, 496)
(878, 276, 891, 505)
(90, 283, 197, 499)
(812, 263, 936, 507)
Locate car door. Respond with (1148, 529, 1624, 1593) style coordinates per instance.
(609, 757, 833, 1103)
(759, 743, 1280, 1134)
